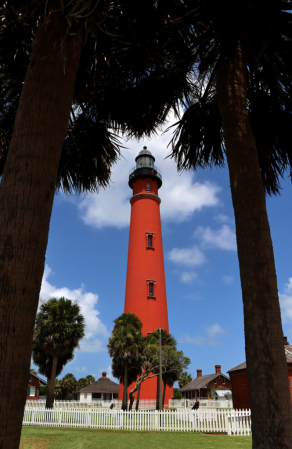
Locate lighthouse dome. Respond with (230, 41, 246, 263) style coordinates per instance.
(129, 146, 162, 189)
(138, 147, 152, 157)
(135, 146, 155, 167)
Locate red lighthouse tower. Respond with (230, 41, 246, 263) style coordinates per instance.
(118, 147, 173, 405)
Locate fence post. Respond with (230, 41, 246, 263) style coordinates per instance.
(31, 408, 35, 426)
(155, 410, 158, 430)
(88, 409, 91, 428)
(193, 410, 197, 432)
(59, 408, 62, 426)
(226, 411, 232, 435)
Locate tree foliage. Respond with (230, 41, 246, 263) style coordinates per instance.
(165, 0, 292, 196)
(34, 298, 85, 358)
(178, 372, 192, 389)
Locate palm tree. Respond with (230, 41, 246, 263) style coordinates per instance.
(178, 372, 193, 389)
(166, 4, 292, 446)
(0, 3, 194, 445)
(107, 313, 144, 410)
(33, 297, 85, 408)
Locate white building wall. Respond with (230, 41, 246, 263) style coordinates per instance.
(79, 393, 92, 402)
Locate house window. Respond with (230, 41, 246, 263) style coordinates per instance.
(84, 394, 87, 399)
(29, 374, 32, 382)
(146, 182, 151, 191)
(149, 283, 154, 296)
(223, 378, 225, 385)
(29, 386, 36, 397)
(148, 235, 153, 247)
(214, 378, 217, 385)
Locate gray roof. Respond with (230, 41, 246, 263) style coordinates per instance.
(179, 373, 230, 392)
(80, 376, 119, 394)
(228, 344, 292, 373)
(30, 372, 47, 385)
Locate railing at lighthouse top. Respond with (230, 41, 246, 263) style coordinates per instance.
(129, 165, 162, 182)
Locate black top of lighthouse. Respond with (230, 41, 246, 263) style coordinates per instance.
(129, 147, 162, 189)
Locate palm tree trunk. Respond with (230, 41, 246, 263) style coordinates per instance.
(122, 360, 129, 411)
(0, 12, 81, 449)
(135, 383, 141, 411)
(216, 39, 292, 449)
(46, 356, 58, 409)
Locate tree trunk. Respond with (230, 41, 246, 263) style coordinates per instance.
(135, 383, 141, 411)
(0, 12, 82, 449)
(162, 380, 167, 410)
(122, 360, 128, 411)
(216, 39, 292, 449)
(46, 356, 58, 408)
(129, 383, 138, 411)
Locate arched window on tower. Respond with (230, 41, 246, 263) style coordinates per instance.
(146, 182, 151, 191)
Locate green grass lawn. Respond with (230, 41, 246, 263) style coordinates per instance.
(20, 427, 252, 449)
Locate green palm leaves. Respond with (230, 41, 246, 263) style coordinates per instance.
(34, 298, 85, 358)
(178, 372, 192, 389)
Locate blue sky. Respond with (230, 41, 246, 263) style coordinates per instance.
(33, 112, 292, 386)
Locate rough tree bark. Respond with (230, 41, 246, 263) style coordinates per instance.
(216, 39, 292, 449)
(46, 355, 58, 409)
(0, 12, 82, 449)
(122, 360, 129, 411)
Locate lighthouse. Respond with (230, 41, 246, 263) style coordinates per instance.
(118, 147, 173, 404)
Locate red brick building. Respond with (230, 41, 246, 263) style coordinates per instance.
(27, 372, 47, 401)
(179, 365, 231, 400)
(228, 338, 292, 410)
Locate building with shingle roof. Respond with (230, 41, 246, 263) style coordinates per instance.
(179, 365, 231, 400)
(228, 337, 292, 409)
(77, 372, 119, 402)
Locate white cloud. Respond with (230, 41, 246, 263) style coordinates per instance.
(180, 272, 197, 284)
(74, 366, 88, 374)
(168, 245, 206, 267)
(194, 224, 237, 251)
(280, 278, 292, 322)
(206, 324, 225, 342)
(75, 110, 221, 229)
(223, 275, 234, 284)
(40, 265, 109, 352)
(214, 214, 231, 223)
(179, 323, 225, 346)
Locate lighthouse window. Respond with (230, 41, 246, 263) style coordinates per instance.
(148, 235, 153, 247)
(149, 283, 154, 296)
(146, 182, 151, 191)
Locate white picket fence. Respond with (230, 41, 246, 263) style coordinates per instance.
(22, 407, 251, 435)
(169, 398, 233, 409)
(26, 399, 157, 409)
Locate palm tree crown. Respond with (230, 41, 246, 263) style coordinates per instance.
(34, 297, 85, 357)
